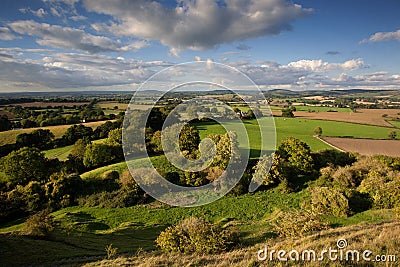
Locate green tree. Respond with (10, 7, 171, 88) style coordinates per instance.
(106, 128, 122, 145)
(281, 106, 295, 118)
(62, 124, 93, 145)
(0, 147, 50, 186)
(0, 115, 12, 132)
(16, 129, 54, 149)
(276, 137, 314, 174)
(314, 126, 322, 136)
(388, 130, 397, 140)
(179, 125, 200, 154)
(83, 143, 117, 168)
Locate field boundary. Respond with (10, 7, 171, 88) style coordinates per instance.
(314, 136, 345, 152)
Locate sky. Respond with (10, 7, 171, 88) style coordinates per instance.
(0, 0, 399, 92)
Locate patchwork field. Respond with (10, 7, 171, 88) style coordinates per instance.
(1, 102, 90, 108)
(322, 137, 400, 157)
(291, 109, 400, 127)
(196, 117, 396, 155)
(0, 120, 112, 146)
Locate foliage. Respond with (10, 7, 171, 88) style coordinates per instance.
(62, 124, 94, 145)
(388, 130, 397, 140)
(77, 187, 142, 208)
(105, 244, 118, 260)
(83, 143, 121, 169)
(314, 126, 322, 136)
(272, 209, 329, 238)
(281, 106, 295, 118)
(156, 217, 238, 254)
(179, 124, 200, 154)
(24, 210, 56, 237)
(0, 147, 52, 186)
(16, 129, 55, 150)
(307, 186, 350, 217)
(276, 137, 314, 175)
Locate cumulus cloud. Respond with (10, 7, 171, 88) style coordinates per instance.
(0, 50, 171, 89)
(361, 29, 400, 43)
(19, 7, 48, 18)
(7, 20, 148, 53)
(83, 0, 312, 55)
(0, 27, 17, 40)
(287, 59, 366, 72)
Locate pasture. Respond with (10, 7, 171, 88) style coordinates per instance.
(0, 120, 111, 146)
(195, 117, 395, 154)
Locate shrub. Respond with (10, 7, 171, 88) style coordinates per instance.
(272, 209, 329, 238)
(314, 126, 322, 136)
(24, 210, 56, 237)
(101, 170, 119, 181)
(105, 244, 118, 259)
(156, 217, 238, 254)
(307, 186, 350, 217)
(78, 187, 142, 208)
(388, 130, 397, 140)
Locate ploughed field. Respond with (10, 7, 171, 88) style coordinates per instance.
(322, 137, 400, 157)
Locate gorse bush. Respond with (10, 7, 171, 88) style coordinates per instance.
(306, 186, 350, 217)
(156, 217, 238, 254)
(24, 210, 56, 237)
(272, 209, 329, 238)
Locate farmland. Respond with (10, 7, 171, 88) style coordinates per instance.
(0, 120, 112, 146)
(322, 137, 400, 157)
(196, 117, 396, 153)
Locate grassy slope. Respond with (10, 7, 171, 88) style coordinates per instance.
(44, 139, 106, 161)
(388, 120, 400, 128)
(85, 220, 400, 267)
(0, 189, 395, 266)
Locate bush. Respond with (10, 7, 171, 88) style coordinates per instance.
(77, 187, 142, 208)
(272, 209, 329, 238)
(307, 186, 350, 217)
(24, 210, 56, 237)
(156, 217, 238, 254)
(101, 170, 119, 180)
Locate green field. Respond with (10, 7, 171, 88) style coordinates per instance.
(389, 120, 400, 128)
(44, 145, 74, 161)
(195, 117, 395, 154)
(291, 105, 351, 112)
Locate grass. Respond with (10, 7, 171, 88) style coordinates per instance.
(44, 145, 73, 161)
(0, 121, 111, 146)
(388, 120, 400, 128)
(292, 106, 351, 112)
(0, 188, 396, 266)
(195, 117, 395, 154)
(84, 220, 400, 267)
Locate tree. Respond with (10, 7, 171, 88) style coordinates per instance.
(388, 131, 397, 140)
(281, 107, 295, 118)
(62, 124, 93, 145)
(16, 129, 54, 150)
(83, 143, 118, 168)
(0, 147, 50, 186)
(179, 125, 200, 154)
(276, 137, 314, 175)
(314, 127, 322, 136)
(106, 128, 122, 145)
(0, 115, 12, 132)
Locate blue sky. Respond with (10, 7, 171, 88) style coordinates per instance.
(0, 0, 399, 92)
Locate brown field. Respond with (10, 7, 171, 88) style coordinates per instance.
(322, 137, 400, 157)
(273, 109, 400, 127)
(0, 120, 111, 146)
(1, 102, 90, 108)
(0, 110, 16, 119)
(98, 101, 152, 111)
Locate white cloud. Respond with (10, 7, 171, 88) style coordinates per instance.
(361, 29, 400, 43)
(287, 59, 366, 72)
(83, 0, 312, 55)
(0, 49, 172, 89)
(8, 20, 148, 53)
(0, 27, 17, 40)
(19, 7, 48, 18)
